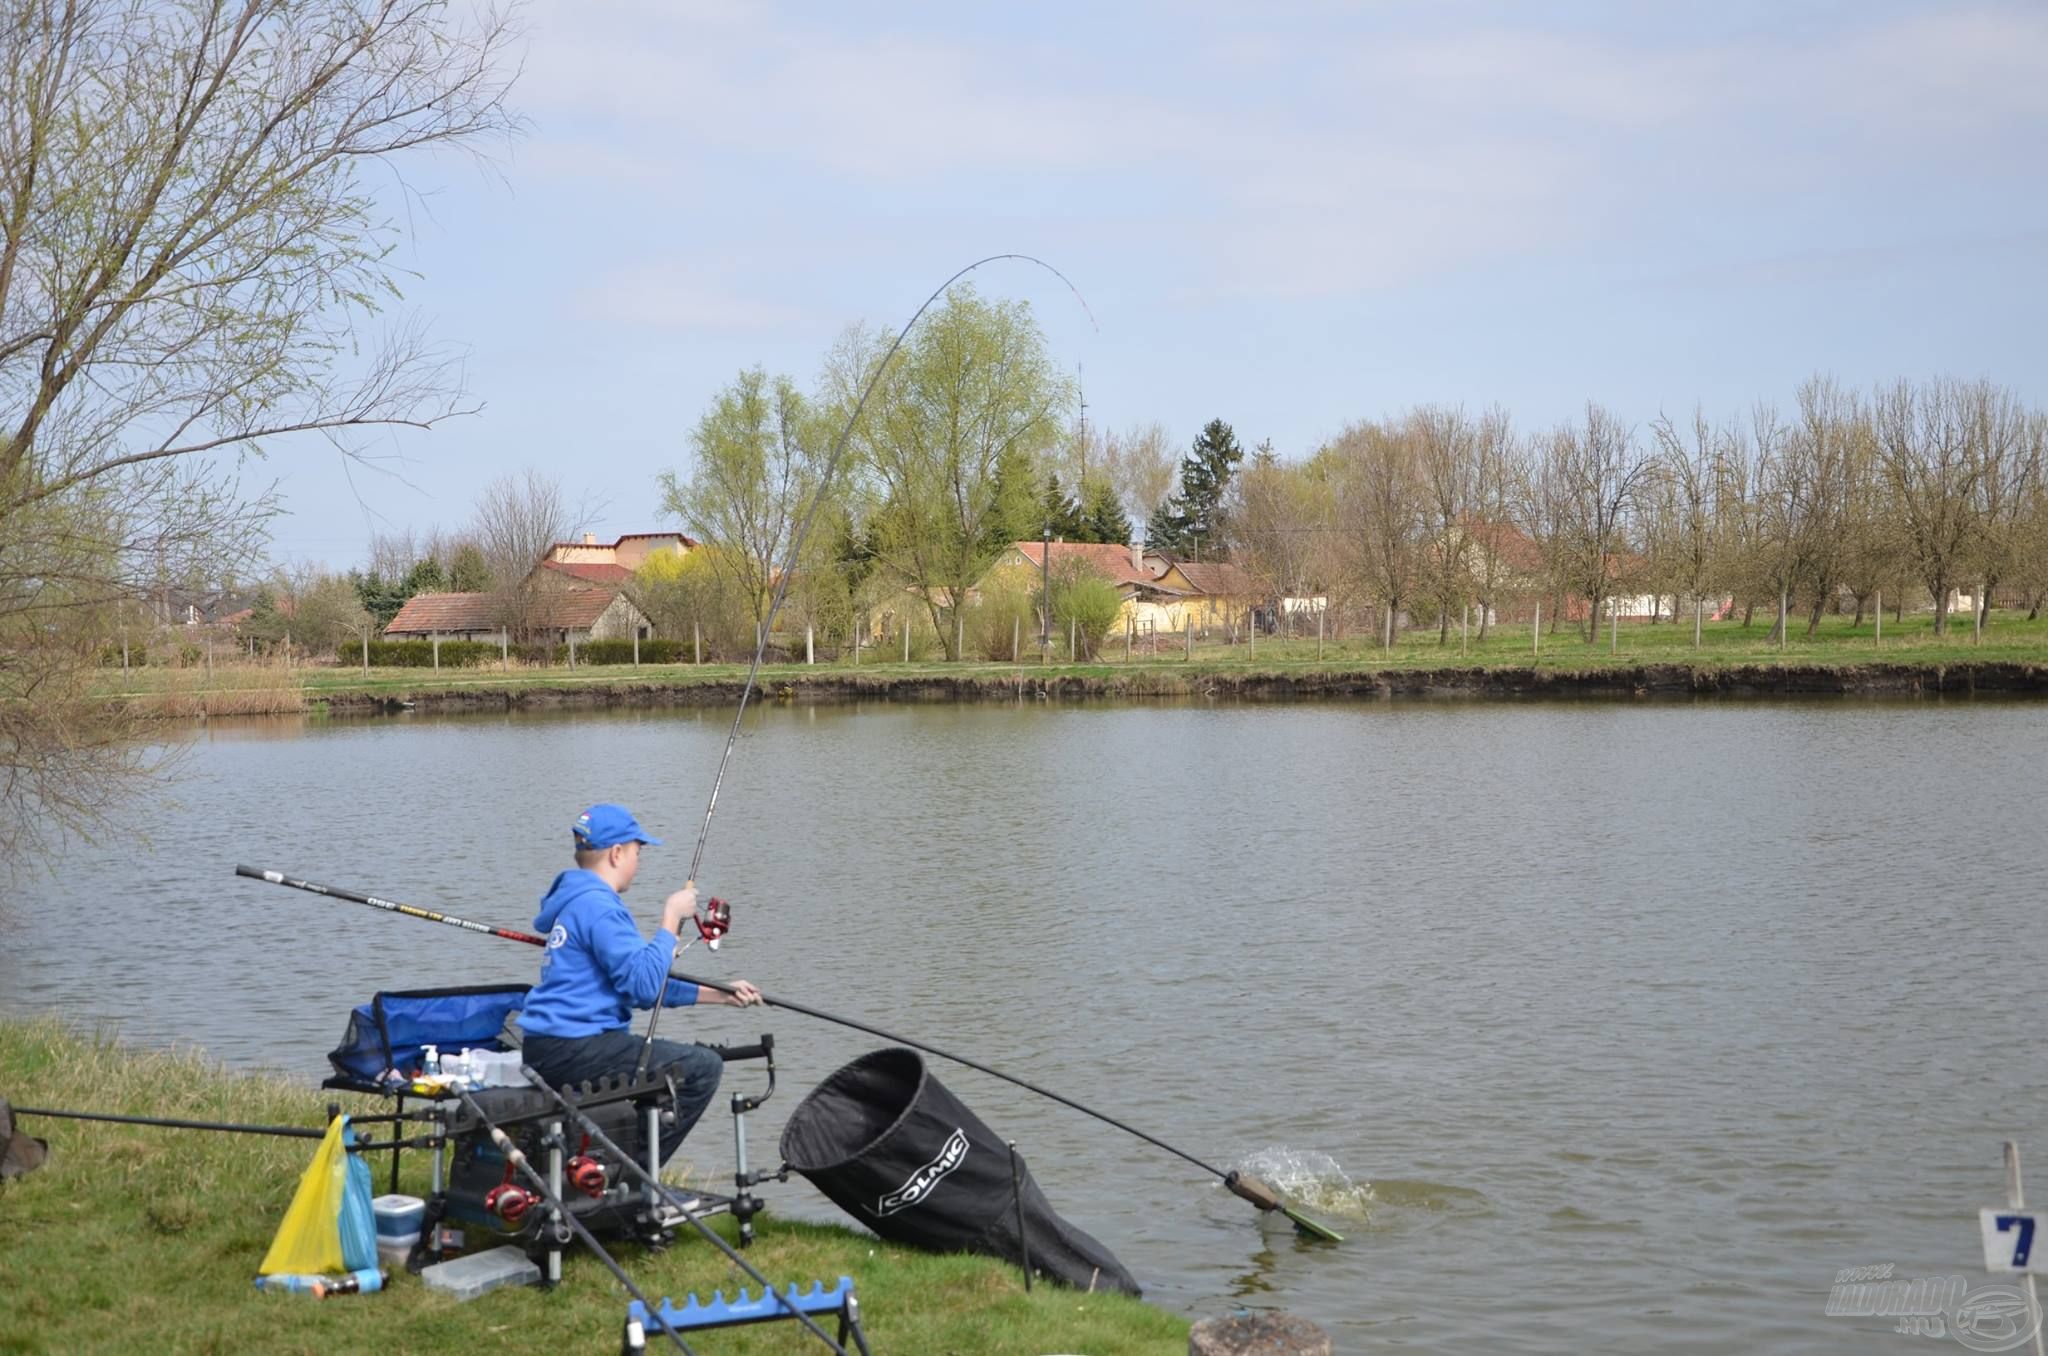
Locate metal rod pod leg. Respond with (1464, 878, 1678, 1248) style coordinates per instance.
(1008, 1140, 1032, 1292)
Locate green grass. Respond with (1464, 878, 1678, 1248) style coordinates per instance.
(0, 1020, 1186, 1355)
(93, 611, 2048, 712)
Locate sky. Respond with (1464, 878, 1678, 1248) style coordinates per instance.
(265, 0, 2048, 568)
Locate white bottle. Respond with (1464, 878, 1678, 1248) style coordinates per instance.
(422, 1044, 439, 1076)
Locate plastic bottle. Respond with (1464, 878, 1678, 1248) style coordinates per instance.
(313, 1267, 387, 1298)
(422, 1044, 439, 1076)
(255, 1273, 325, 1295)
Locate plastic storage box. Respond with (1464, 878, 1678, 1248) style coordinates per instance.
(376, 1231, 419, 1267)
(372, 1193, 426, 1238)
(421, 1246, 540, 1302)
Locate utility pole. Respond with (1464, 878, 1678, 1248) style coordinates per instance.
(1040, 522, 1052, 664)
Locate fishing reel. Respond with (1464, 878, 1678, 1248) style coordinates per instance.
(484, 1180, 536, 1226)
(694, 896, 731, 951)
(566, 1154, 608, 1198)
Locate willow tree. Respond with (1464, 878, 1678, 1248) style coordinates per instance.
(0, 0, 519, 863)
(660, 367, 834, 640)
(838, 287, 1068, 659)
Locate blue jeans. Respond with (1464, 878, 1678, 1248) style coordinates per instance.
(521, 1030, 723, 1165)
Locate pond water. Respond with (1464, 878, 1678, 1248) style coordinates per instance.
(4, 698, 2044, 1353)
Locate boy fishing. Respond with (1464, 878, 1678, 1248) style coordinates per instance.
(519, 803, 763, 1163)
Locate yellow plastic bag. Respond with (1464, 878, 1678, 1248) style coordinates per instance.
(257, 1117, 352, 1277)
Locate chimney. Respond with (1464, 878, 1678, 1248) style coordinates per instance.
(583, 532, 597, 545)
(1129, 541, 1142, 575)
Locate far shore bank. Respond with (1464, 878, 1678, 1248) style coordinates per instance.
(94, 654, 2048, 719)
(315, 658, 2048, 713)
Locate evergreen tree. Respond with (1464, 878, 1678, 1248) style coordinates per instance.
(1144, 498, 1187, 556)
(1143, 418, 1244, 558)
(350, 570, 409, 627)
(1039, 473, 1084, 540)
(1178, 419, 1244, 558)
(403, 557, 447, 595)
(975, 443, 1043, 559)
(1079, 478, 1133, 545)
(448, 542, 491, 592)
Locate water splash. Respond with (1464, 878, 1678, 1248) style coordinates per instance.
(1232, 1146, 1380, 1220)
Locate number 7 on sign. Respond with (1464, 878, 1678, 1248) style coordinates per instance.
(1981, 1209, 2047, 1273)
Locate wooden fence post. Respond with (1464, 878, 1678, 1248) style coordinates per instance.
(955, 611, 963, 663)
(1694, 595, 1703, 650)
(1185, 619, 1193, 661)
(501, 632, 509, 670)
(360, 632, 368, 676)
(1069, 616, 1076, 661)
(903, 621, 910, 664)
(694, 620, 702, 665)
(432, 634, 441, 670)
(632, 630, 640, 666)
(1012, 616, 1019, 664)
(568, 631, 576, 668)
(1533, 602, 1540, 657)
(807, 623, 815, 665)
(1124, 612, 1132, 663)
(1875, 590, 1882, 646)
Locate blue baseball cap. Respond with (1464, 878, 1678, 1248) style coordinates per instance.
(573, 803, 663, 850)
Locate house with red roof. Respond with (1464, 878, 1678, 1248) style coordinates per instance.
(384, 587, 650, 644)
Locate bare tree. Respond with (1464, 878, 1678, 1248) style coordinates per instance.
(1874, 378, 1985, 636)
(1330, 420, 1423, 647)
(1230, 451, 1331, 619)
(1649, 408, 1721, 640)
(1549, 403, 1651, 644)
(1467, 408, 1519, 639)
(472, 470, 579, 640)
(1970, 382, 2039, 632)
(0, 0, 518, 864)
(1099, 421, 1177, 529)
(1411, 405, 1476, 643)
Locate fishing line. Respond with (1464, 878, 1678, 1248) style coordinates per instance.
(640, 254, 1097, 1070)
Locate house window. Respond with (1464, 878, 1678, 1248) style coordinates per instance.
(638, 625, 649, 640)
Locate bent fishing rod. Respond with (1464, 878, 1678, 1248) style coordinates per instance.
(635, 253, 1098, 1074)
(235, 865, 1343, 1242)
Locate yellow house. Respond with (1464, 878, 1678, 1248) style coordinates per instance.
(988, 543, 1262, 635)
(1153, 560, 1260, 632)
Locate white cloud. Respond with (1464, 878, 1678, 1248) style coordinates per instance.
(507, 3, 2048, 300)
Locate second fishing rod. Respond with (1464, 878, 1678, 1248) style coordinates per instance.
(235, 864, 1342, 1242)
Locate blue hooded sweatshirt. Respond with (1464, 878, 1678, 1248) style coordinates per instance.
(520, 870, 699, 1039)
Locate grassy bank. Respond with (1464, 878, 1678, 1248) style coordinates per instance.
(0, 1020, 1186, 1355)
(95, 612, 2048, 716)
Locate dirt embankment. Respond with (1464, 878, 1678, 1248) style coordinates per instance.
(315, 661, 2048, 713)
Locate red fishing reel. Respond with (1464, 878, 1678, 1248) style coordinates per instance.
(484, 1180, 535, 1225)
(694, 896, 731, 950)
(566, 1154, 607, 1197)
